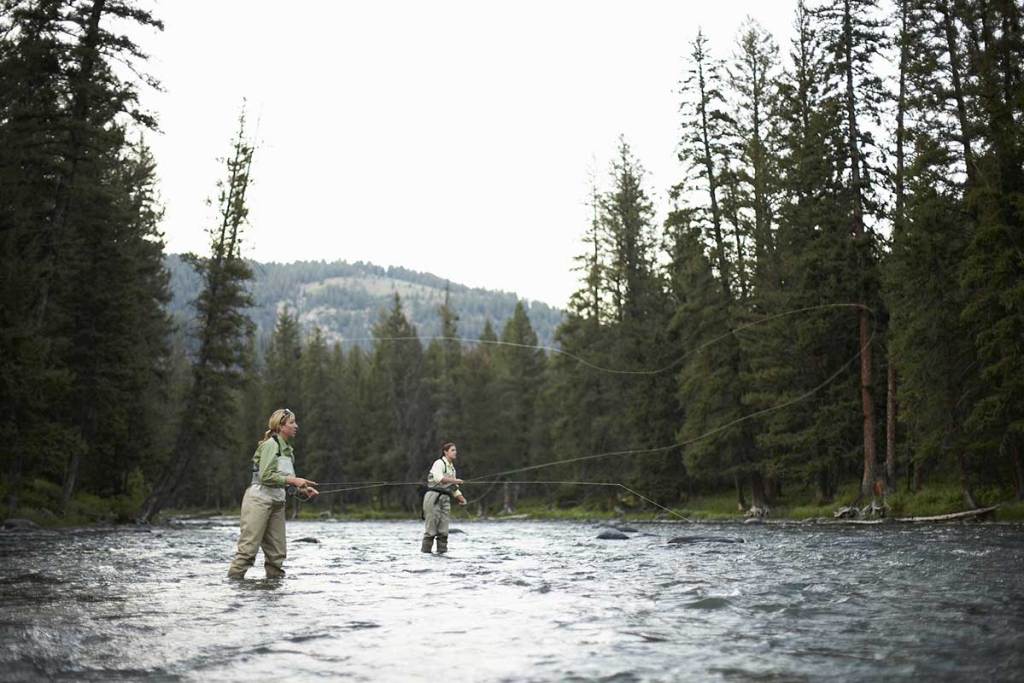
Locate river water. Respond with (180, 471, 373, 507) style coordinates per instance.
(0, 519, 1021, 682)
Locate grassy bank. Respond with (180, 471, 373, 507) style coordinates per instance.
(5, 478, 1022, 527)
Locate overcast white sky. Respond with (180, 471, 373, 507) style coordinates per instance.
(138, 1, 797, 308)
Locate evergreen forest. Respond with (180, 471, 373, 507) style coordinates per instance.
(2, 0, 1023, 523)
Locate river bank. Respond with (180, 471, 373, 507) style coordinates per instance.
(6, 481, 1023, 529)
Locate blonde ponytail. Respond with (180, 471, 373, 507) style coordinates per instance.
(259, 408, 294, 445)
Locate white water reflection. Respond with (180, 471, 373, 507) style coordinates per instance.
(0, 520, 1022, 681)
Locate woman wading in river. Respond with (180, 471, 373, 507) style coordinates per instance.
(421, 441, 467, 554)
(228, 408, 318, 578)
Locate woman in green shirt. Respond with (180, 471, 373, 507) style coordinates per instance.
(227, 408, 318, 578)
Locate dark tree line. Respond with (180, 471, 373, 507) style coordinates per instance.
(2, 0, 1021, 522)
(1, 0, 172, 520)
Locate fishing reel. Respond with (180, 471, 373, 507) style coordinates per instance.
(286, 485, 315, 502)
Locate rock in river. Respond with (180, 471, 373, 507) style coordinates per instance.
(667, 535, 744, 545)
(596, 529, 630, 540)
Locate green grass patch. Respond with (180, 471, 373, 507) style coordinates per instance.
(995, 500, 1024, 521)
(772, 481, 862, 520)
(784, 502, 839, 520)
(672, 493, 744, 521)
(888, 485, 961, 518)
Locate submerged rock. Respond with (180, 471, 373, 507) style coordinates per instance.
(293, 537, 320, 544)
(596, 529, 630, 540)
(2, 518, 39, 531)
(614, 525, 639, 533)
(667, 535, 744, 545)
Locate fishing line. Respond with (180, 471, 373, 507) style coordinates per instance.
(304, 303, 874, 518)
(335, 302, 869, 376)
(311, 480, 689, 522)
(467, 481, 691, 522)
(464, 303, 873, 481)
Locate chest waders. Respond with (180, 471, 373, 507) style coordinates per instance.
(421, 458, 457, 554)
(230, 436, 294, 579)
(417, 485, 456, 520)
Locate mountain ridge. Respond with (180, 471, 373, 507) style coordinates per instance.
(165, 255, 565, 349)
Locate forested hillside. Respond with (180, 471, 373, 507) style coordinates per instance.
(165, 255, 563, 351)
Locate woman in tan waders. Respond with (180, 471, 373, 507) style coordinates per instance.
(228, 408, 318, 578)
(421, 441, 467, 554)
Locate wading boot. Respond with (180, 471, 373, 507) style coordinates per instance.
(421, 534, 435, 553)
(436, 534, 448, 554)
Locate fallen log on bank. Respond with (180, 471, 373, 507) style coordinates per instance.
(824, 503, 1002, 524)
(895, 504, 1000, 523)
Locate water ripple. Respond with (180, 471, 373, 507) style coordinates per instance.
(0, 520, 1021, 681)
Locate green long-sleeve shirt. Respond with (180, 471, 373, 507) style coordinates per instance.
(251, 436, 295, 489)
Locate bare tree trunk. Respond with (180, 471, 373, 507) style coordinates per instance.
(841, 0, 878, 504)
(1012, 442, 1024, 501)
(858, 312, 877, 501)
(937, 0, 978, 185)
(750, 471, 768, 514)
(734, 473, 747, 511)
(956, 451, 978, 509)
(502, 482, 515, 514)
(817, 467, 833, 504)
(885, 363, 897, 493)
(5, 453, 22, 514)
(60, 452, 81, 513)
(62, 398, 98, 513)
(138, 409, 197, 523)
(889, 2, 907, 500)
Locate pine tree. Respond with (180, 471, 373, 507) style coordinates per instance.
(265, 309, 303, 422)
(742, 1, 860, 505)
(371, 294, 433, 510)
(425, 286, 463, 444)
(679, 30, 741, 299)
(137, 111, 256, 522)
(677, 29, 767, 510)
(0, 3, 74, 511)
(494, 302, 546, 511)
(549, 184, 620, 507)
(601, 139, 679, 504)
(817, 0, 888, 503)
(726, 18, 782, 283)
(300, 328, 345, 501)
(65, 137, 172, 508)
(0, 0, 165, 514)
(568, 180, 610, 323)
(670, 218, 750, 506)
(958, 0, 1024, 501)
(339, 344, 376, 507)
(456, 321, 503, 510)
